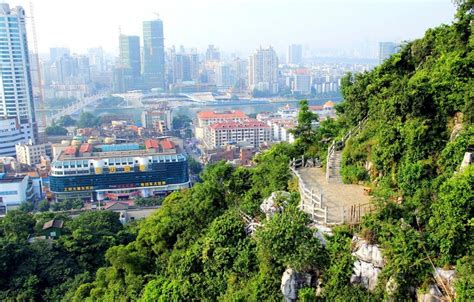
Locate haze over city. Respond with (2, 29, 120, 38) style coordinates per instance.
(16, 0, 456, 57)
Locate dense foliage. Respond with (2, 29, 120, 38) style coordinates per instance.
(77, 112, 103, 128)
(0, 211, 135, 300)
(45, 125, 68, 136)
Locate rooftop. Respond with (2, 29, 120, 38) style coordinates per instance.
(209, 119, 269, 130)
(197, 110, 247, 119)
(324, 101, 335, 108)
(57, 141, 177, 161)
(43, 219, 64, 230)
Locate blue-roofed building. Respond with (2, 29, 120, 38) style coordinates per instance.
(49, 139, 189, 202)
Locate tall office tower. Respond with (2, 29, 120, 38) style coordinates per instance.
(216, 63, 233, 89)
(142, 19, 165, 90)
(231, 58, 248, 92)
(287, 44, 303, 65)
(171, 52, 200, 83)
(379, 42, 399, 64)
(57, 54, 77, 84)
(49, 47, 70, 63)
(248, 46, 279, 94)
(88, 47, 105, 73)
(119, 34, 141, 80)
(205, 45, 220, 61)
(0, 3, 37, 143)
(76, 55, 91, 83)
(188, 53, 200, 82)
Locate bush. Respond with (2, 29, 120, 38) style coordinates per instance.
(341, 165, 368, 184)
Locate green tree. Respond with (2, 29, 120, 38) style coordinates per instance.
(256, 206, 327, 271)
(45, 125, 68, 136)
(61, 211, 124, 270)
(76, 112, 102, 128)
(56, 115, 76, 127)
(429, 166, 474, 264)
(188, 157, 202, 175)
(290, 100, 318, 149)
(0, 210, 35, 240)
(172, 114, 192, 129)
(38, 200, 50, 212)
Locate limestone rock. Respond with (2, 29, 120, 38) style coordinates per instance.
(433, 268, 456, 297)
(460, 152, 473, 172)
(260, 191, 290, 219)
(417, 284, 443, 302)
(352, 236, 384, 268)
(281, 268, 312, 302)
(351, 260, 382, 291)
(350, 236, 385, 291)
(312, 224, 333, 246)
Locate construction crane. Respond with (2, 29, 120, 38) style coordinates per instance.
(29, 1, 47, 130)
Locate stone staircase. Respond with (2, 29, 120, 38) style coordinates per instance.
(326, 116, 369, 183)
(326, 149, 343, 183)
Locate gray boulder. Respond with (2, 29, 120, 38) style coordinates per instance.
(260, 191, 290, 219)
(281, 268, 312, 302)
(350, 236, 384, 291)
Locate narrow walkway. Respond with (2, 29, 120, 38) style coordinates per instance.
(298, 167, 371, 223)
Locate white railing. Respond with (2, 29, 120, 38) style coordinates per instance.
(290, 156, 328, 224)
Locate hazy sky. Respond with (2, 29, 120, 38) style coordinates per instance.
(13, 0, 457, 56)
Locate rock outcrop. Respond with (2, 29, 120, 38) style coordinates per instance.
(350, 236, 384, 291)
(281, 268, 312, 302)
(311, 224, 333, 246)
(260, 191, 290, 219)
(417, 284, 444, 302)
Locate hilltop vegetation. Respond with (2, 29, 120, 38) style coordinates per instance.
(1, 2, 473, 301)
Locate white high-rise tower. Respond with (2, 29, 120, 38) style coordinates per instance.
(248, 46, 278, 94)
(0, 3, 37, 144)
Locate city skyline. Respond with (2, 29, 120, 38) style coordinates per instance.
(14, 0, 456, 58)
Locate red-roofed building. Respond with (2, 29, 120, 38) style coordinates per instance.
(144, 139, 159, 150)
(203, 119, 271, 149)
(196, 110, 248, 141)
(79, 144, 93, 153)
(197, 110, 248, 127)
(309, 105, 324, 112)
(324, 101, 335, 110)
(63, 146, 77, 156)
(160, 139, 174, 150)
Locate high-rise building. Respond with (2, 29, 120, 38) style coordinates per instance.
(203, 119, 271, 149)
(119, 34, 141, 80)
(292, 73, 312, 95)
(216, 63, 233, 89)
(379, 42, 399, 64)
(0, 3, 37, 143)
(87, 47, 105, 74)
(248, 46, 279, 94)
(57, 54, 76, 84)
(287, 44, 303, 65)
(142, 19, 165, 90)
(205, 45, 220, 61)
(171, 52, 200, 84)
(49, 47, 70, 63)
